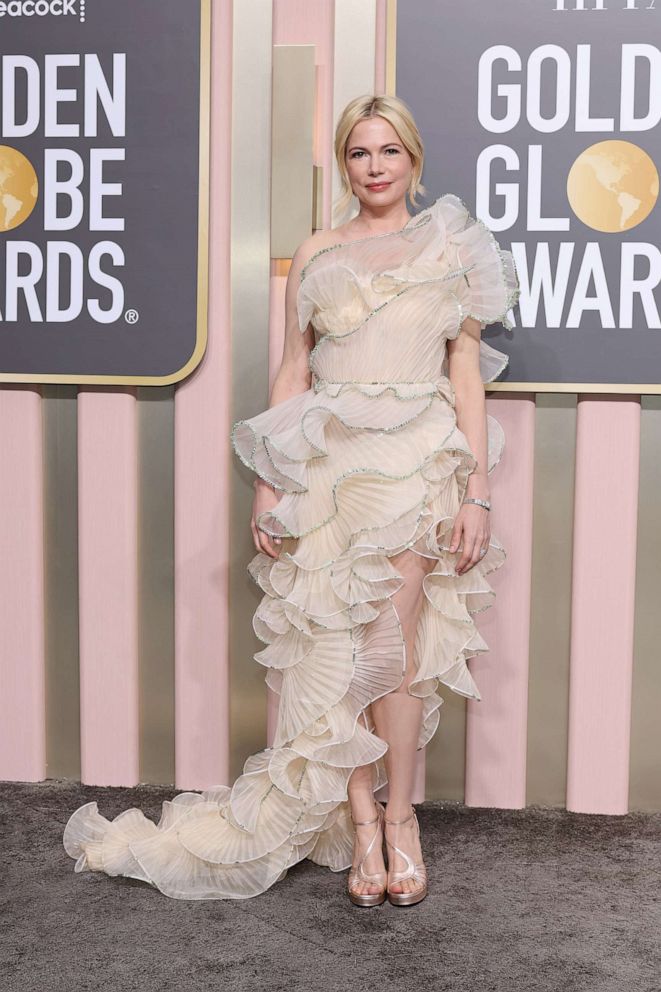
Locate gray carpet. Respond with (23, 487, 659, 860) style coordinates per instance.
(1, 780, 659, 992)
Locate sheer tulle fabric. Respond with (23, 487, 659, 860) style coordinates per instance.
(62, 193, 520, 899)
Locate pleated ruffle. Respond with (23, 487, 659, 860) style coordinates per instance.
(298, 191, 520, 385)
(62, 193, 519, 900)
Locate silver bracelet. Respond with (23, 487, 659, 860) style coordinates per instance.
(463, 497, 491, 511)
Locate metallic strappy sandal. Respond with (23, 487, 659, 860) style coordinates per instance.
(384, 805, 428, 906)
(347, 801, 387, 907)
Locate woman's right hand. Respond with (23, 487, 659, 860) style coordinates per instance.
(251, 479, 283, 558)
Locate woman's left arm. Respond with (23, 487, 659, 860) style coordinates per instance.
(446, 316, 491, 574)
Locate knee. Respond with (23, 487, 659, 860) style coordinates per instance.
(390, 550, 437, 583)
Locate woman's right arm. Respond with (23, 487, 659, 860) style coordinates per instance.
(251, 237, 321, 559)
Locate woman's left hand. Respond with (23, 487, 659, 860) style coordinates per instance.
(448, 503, 491, 574)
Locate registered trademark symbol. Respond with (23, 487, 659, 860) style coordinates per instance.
(125, 309, 139, 324)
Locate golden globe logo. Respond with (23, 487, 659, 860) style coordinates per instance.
(0, 0, 85, 20)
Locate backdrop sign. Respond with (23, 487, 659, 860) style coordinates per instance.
(397, 0, 661, 393)
(0, 0, 209, 385)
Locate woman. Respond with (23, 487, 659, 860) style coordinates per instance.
(63, 94, 520, 907)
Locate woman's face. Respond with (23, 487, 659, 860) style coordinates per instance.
(344, 115, 413, 209)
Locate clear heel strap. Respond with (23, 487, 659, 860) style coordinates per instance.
(349, 803, 386, 885)
(384, 807, 427, 885)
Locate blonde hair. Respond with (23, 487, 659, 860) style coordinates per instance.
(333, 94, 426, 222)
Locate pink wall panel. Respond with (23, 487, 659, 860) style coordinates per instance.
(567, 396, 640, 814)
(173, 0, 232, 789)
(0, 389, 46, 781)
(465, 395, 536, 809)
(78, 388, 139, 786)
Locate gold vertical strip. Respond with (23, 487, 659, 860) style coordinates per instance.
(526, 394, 576, 806)
(424, 694, 468, 802)
(385, 0, 397, 95)
(43, 385, 80, 780)
(271, 45, 316, 257)
(229, 0, 274, 781)
(313, 164, 324, 233)
(138, 385, 176, 784)
(630, 395, 661, 811)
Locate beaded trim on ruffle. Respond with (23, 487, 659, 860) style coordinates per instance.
(299, 192, 521, 338)
(231, 383, 461, 496)
(255, 416, 470, 541)
(299, 209, 432, 282)
(269, 392, 438, 464)
(445, 191, 521, 332)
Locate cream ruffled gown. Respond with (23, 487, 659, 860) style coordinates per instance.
(62, 193, 520, 899)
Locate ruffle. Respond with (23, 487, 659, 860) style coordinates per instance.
(63, 379, 506, 900)
(298, 192, 520, 385)
(62, 193, 517, 901)
(231, 380, 506, 499)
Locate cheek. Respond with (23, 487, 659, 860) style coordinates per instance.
(392, 158, 411, 178)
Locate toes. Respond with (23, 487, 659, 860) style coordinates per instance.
(389, 879, 415, 893)
(354, 881, 381, 895)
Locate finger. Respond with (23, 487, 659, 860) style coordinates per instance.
(253, 508, 282, 557)
(268, 531, 284, 557)
(250, 522, 262, 554)
(470, 533, 490, 570)
(466, 543, 484, 572)
(261, 532, 280, 558)
(251, 520, 270, 556)
(253, 522, 278, 559)
(457, 532, 480, 573)
(448, 522, 463, 553)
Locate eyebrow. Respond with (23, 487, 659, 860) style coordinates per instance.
(347, 142, 403, 152)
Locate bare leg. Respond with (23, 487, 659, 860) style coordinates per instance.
(346, 760, 385, 896)
(371, 548, 435, 894)
(347, 548, 435, 897)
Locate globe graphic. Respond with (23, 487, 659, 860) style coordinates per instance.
(567, 140, 658, 233)
(0, 145, 38, 232)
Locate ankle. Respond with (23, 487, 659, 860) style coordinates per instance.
(384, 802, 415, 823)
(350, 793, 379, 817)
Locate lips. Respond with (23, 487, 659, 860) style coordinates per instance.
(366, 182, 391, 190)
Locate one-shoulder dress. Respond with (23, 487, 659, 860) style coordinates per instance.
(62, 193, 521, 900)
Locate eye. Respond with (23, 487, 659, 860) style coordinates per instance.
(349, 148, 400, 159)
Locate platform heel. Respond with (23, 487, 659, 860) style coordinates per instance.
(347, 801, 387, 907)
(384, 805, 428, 906)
